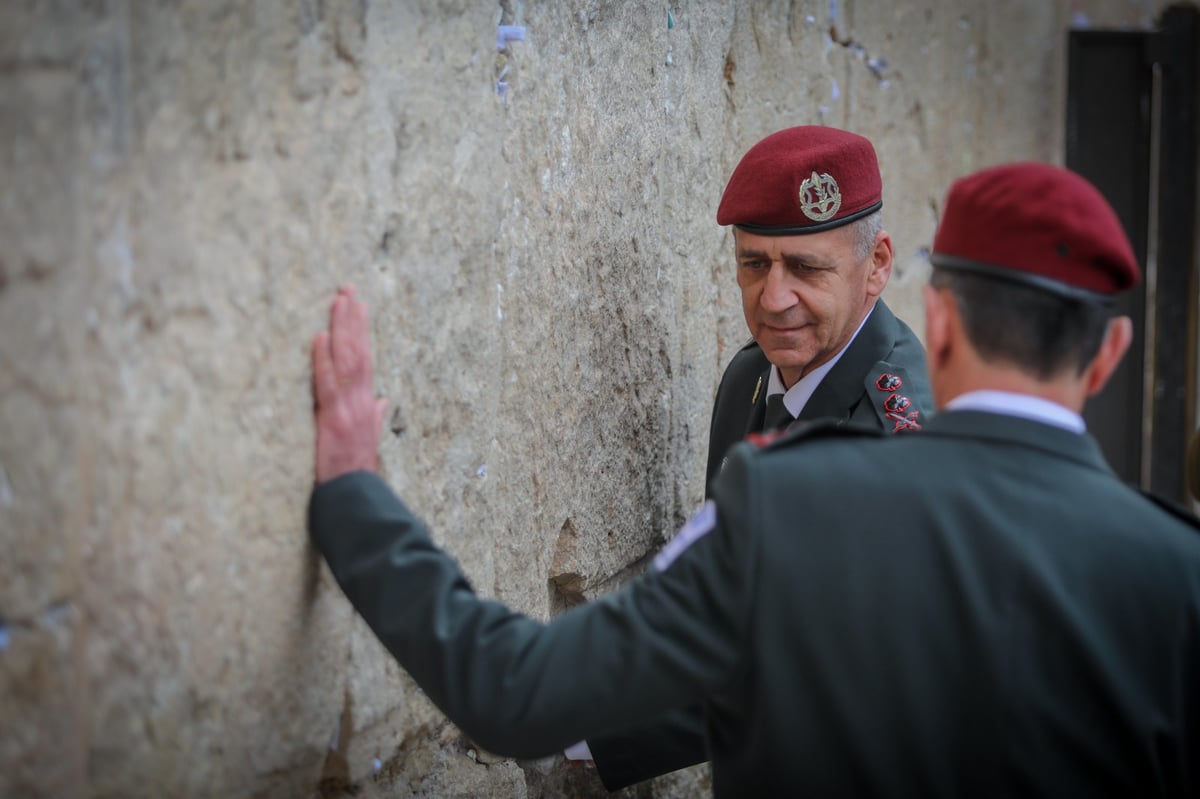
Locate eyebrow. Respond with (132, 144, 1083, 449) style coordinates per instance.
(735, 247, 839, 270)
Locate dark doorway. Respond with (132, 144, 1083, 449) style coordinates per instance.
(1066, 4, 1199, 503)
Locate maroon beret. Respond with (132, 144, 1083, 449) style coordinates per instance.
(716, 126, 883, 234)
(931, 162, 1140, 300)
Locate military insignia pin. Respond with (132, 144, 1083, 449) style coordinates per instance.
(888, 410, 922, 432)
(882, 393, 921, 432)
(799, 170, 842, 222)
(875, 373, 902, 392)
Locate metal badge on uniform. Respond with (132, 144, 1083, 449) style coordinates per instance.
(867, 366, 923, 433)
(875, 373, 902, 392)
(798, 170, 842, 221)
(887, 412, 921, 431)
(883, 393, 922, 432)
(751, 374, 763, 405)
(654, 500, 718, 572)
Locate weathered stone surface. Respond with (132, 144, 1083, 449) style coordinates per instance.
(0, 1, 1178, 796)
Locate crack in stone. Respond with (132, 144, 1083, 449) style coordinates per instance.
(828, 25, 890, 82)
(0, 461, 12, 508)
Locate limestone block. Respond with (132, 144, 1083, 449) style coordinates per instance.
(0, 1, 1182, 797)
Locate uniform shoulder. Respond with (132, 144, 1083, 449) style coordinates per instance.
(1138, 490, 1200, 536)
(747, 417, 884, 452)
(723, 339, 767, 373)
(714, 340, 770, 399)
(715, 419, 889, 511)
(861, 361, 930, 434)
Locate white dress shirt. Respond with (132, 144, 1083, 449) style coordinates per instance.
(766, 305, 875, 417)
(944, 389, 1086, 433)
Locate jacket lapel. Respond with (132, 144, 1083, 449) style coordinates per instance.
(799, 301, 900, 423)
(744, 367, 770, 435)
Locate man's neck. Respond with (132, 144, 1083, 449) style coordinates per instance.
(936, 364, 1089, 416)
(945, 389, 1086, 433)
(780, 301, 877, 389)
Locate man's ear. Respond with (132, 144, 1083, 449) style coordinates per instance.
(1084, 315, 1133, 397)
(922, 283, 951, 369)
(866, 232, 894, 297)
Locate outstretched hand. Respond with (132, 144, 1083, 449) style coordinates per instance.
(312, 286, 388, 483)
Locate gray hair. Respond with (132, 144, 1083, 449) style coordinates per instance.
(849, 210, 884, 261)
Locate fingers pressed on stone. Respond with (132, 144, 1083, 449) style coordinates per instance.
(312, 330, 337, 405)
(330, 291, 372, 386)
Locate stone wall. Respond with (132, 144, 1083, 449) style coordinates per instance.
(0, 1, 1178, 796)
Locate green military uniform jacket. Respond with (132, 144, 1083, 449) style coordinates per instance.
(589, 298, 932, 789)
(309, 410, 1200, 796)
(705, 299, 930, 494)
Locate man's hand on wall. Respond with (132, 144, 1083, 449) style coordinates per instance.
(312, 285, 388, 483)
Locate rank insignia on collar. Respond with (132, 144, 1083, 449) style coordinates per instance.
(883, 394, 920, 432)
(888, 410, 921, 429)
(875, 373, 902, 392)
(887, 409, 922, 432)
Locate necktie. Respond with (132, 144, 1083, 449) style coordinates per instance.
(763, 393, 794, 431)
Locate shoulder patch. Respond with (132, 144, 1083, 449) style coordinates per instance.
(654, 501, 718, 572)
(865, 363, 925, 433)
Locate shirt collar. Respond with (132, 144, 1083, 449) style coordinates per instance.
(767, 305, 875, 417)
(944, 389, 1086, 433)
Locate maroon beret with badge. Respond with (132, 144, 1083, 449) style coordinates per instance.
(930, 162, 1140, 300)
(716, 126, 884, 235)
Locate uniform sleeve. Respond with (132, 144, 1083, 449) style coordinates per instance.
(588, 445, 768, 789)
(587, 704, 708, 790)
(308, 470, 757, 760)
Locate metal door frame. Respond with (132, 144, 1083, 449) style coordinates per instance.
(1067, 4, 1199, 503)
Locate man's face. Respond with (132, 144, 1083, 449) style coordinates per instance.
(735, 225, 891, 387)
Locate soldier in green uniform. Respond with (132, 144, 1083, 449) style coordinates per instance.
(583, 125, 933, 790)
(308, 163, 1200, 796)
(700, 125, 931, 496)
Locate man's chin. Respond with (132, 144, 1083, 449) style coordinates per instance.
(759, 347, 816, 373)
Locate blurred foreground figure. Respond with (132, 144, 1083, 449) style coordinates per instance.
(588, 123, 934, 791)
(308, 163, 1200, 797)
